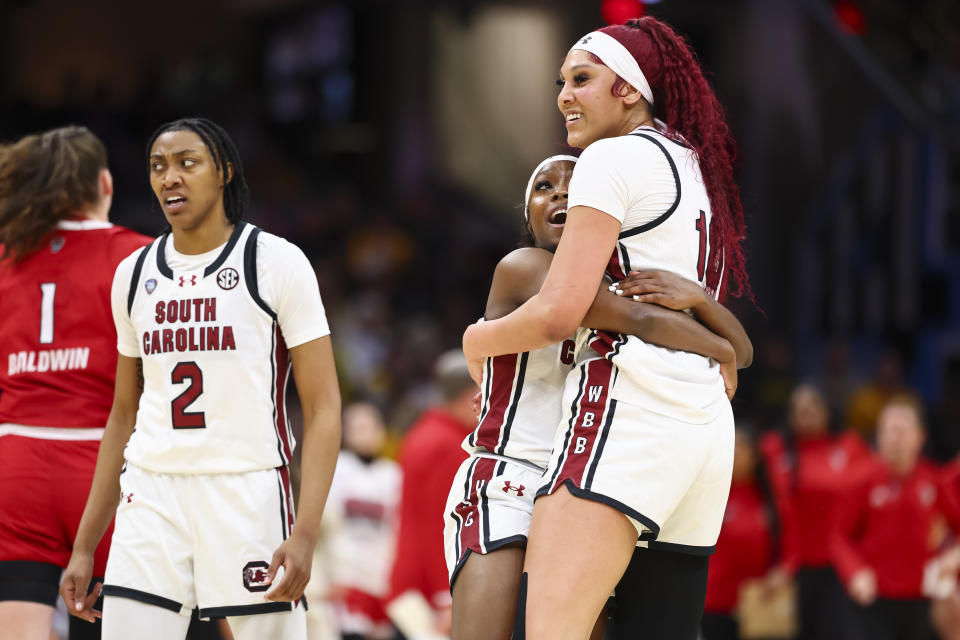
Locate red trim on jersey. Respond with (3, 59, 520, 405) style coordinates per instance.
(607, 248, 627, 281)
(273, 326, 292, 464)
(553, 358, 616, 489)
(472, 353, 518, 452)
(454, 457, 497, 557)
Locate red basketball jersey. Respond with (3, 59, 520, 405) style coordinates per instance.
(0, 220, 151, 428)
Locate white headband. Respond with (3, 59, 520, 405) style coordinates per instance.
(570, 31, 654, 106)
(524, 155, 579, 221)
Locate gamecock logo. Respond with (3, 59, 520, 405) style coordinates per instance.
(242, 560, 271, 592)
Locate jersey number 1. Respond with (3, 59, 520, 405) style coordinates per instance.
(171, 362, 206, 428)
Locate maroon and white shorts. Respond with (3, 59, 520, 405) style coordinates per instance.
(537, 357, 735, 555)
(443, 454, 545, 588)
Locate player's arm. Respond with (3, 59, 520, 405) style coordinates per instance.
(616, 269, 753, 368)
(486, 247, 738, 391)
(60, 355, 142, 621)
(264, 336, 341, 602)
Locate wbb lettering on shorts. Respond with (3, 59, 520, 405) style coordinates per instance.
(572, 384, 605, 454)
(141, 297, 237, 355)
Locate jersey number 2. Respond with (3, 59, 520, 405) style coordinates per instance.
(171, 362, 206, 428)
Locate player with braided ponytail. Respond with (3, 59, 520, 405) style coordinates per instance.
(462, 17, 752, 639)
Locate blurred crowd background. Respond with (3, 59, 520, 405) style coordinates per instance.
(4, 0, 960, 638)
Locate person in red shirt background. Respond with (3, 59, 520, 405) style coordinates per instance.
(701, 425, 776, 640)
(759, 384, 870, 640)
(832, 395, 960, 640)
(386, 350, 475, 640)
(0, 126, 151, 640)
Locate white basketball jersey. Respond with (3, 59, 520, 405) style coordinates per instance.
(466, 337, 577, 469)
(570, 127, 727, 423)
(120, 223, 300, 473)
(327, 451, 400, 596)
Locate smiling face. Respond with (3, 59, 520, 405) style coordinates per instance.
(527, 159, 575, 250)
(149, 129, 231, 233)
(557, 49, 649, 149)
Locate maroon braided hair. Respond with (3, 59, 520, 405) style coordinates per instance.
(596, 17, 752, 301)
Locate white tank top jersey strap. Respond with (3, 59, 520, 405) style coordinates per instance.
(110, 222, 330, 474)
(466, 336, 577, 470)
(568, 125, 728, 423)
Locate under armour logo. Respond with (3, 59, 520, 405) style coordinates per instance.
(580, 35, 593, 45)
(503, 482, 525, 497)
(178, 275, 197, 287)
(120, 492, 134, 503)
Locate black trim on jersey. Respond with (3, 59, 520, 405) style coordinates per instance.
(646, 540, 716, 556)
(618, 133, 681, 239)
(635, 126, 691, 150)
(276, 468, 289, 542)
(243, 227, 277, 320)
(101, 585, 182, 613)
(199, 599, 302, 619)
(544, 367, 587, 491)
(155, 233, 173, 279)
(480, 467, 493, 553)
(126, 245, 150, 314)
(584, 399, 618, 490)
(496, 352, 529, 456)
(155, 223, 247, 281)
(618, 242, 631, 274)
(203, 221, 246, 277)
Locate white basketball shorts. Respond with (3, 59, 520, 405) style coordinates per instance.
(102, 462, 306, 621)
(443, 454, 545, 587)
(537, 357, 735, 555)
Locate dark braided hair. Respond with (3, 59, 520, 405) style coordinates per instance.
(145, 118, 249, 224)
(593, 18, 753, 302)
(0, 126, 107, 263)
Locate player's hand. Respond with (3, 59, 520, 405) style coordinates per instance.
(849, 568, 878, 606)
(615, 269, 707, 311)
(471, 391, 482, 416)
(719, 358, 738, 400)
(60, 552, 102, 623)
(264, 532, 315, 602)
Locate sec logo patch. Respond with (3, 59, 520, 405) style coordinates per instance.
(217, 267, 239, 290)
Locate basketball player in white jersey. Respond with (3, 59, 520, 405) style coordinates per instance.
(59, 118, 342, 640)
(449, 155, 752, 639)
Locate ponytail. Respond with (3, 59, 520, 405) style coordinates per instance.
(600, 18, 752, 301)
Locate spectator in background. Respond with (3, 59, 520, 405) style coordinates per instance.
(846, 348, 916, 438)
(386, 351, 474, 640)
(326, 403, 401, 640)
(759, 384, 870, 640)
(833, 396, 960, 640)
(701, 426, 777, 640)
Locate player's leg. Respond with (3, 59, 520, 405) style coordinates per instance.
(451, 545, 525, 640)
(101, 596, 191, 640)
(0, 437, 72, 640)
(0, 601, 54, 640)
(226, 607, 306, 640)
(521, 484, 636, 640)
(612, 546, 709, 639)
(445, 457, 542, 640)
